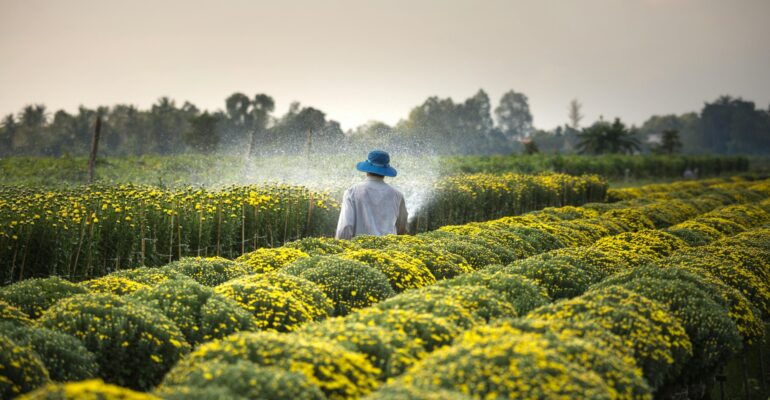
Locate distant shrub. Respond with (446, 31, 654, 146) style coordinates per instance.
(0, 277, 88, 319)
(39, 293, 190, 390)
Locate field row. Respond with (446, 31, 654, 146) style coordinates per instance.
(0, 173, 606, 283)
(1, 178, 769, 398)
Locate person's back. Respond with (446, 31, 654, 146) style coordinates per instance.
(335, 151, 408, 240)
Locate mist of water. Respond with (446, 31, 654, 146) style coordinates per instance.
(202, 141, 442, 222)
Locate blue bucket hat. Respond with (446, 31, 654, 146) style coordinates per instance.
(356, 150, 397, 177)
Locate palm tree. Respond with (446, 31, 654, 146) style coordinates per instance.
(577, 118, 640, 155)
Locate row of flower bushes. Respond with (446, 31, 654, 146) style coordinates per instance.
(370, 205, 770, 398)
(1, 178, 768, 398)
(1, 173, 610, 284)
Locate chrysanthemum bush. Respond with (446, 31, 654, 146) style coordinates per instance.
(436, 224, 536, 262)
(593, 266, 742, 382)
(79, 275, 148, 296)
(164, 256, 251, 286)
(661, 247, 770, 317)
(466, 318, 652, 400)
(0, 276, 88, 319)
(129, 279, 258, 345)
(375, 289, 482, 329)
(0, 321, 98, 382)
(423, 229, 521, 264)
(593, 230, 688, 265)
(437, 269, 550, 315)
(385, 242, 473, 281)
(0, 299, 32, 326)
(414, 235, 501, 269)
(300, 317, 426, 379)
(17, 379, 160, 400)
(282, 256, 395, 316)
(155, 360, 325, 400)
(338, 249, 436, 292)
(107, 266, 187, 286)
(496, 253, 607, 300)
(412, 285, 518, 323)
(351, 234, 425, 249)
(163, 331, 380, 400)
(284, 236, 360, 255)
(397, 331, 613, 399)
(0, 334, 49, 398)
(38, 293, 190, 391)
(346, 308, 461, 352)
(362, 384, 472, 400)
(234, 247, 309, 274)
(214, 273, 331, 332)
(528, 286, 693, 390)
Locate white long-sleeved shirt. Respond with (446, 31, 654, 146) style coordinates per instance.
(335, 175, 408, 240)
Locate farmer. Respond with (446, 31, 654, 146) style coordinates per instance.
(335, 150, 408, 240)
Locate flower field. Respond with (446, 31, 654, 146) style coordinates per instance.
(0, 173, 607, 283)
(1, 176, 770, 399)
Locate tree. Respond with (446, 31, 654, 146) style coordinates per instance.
(0, 114, 18, 155)
(248, 94, 275, 155)
(568, 99, 583, 130)
(577, 118, 640, 155)
(494, 90, 532, 140)
(700, 96, 770, 154)
(655, 129, 682, 154)
(184, 112, 221, 152)
(522, 138, 539, 155)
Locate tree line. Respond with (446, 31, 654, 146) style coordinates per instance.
(1, 91, 769, 157)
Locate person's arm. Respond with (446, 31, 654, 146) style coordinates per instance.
(396, 195, 408, 235)
(335, 189, 355, 240)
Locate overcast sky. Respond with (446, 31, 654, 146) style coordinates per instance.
(1, 0, 769, 131)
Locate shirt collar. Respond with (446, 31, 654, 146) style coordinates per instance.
(366, 175, 385, 182)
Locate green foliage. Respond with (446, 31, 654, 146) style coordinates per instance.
(283, 256, 395, 316)
(0, 276, 88, 319)
(499, 253, 606, 300)
(577, 118, 640, 155)
(156, 360, 325, 400)
(129, 279, 258, 345)
(38, 293, 190, 390)
(284, 236, 359, 255)
(0, 321, 98, 382)
(0, 334, 49, 398)
(107, 266, 188, 286)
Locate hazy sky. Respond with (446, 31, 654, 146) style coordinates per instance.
(1, 0, 769, 131)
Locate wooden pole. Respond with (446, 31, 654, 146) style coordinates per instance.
(88, 116, 102, 184)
